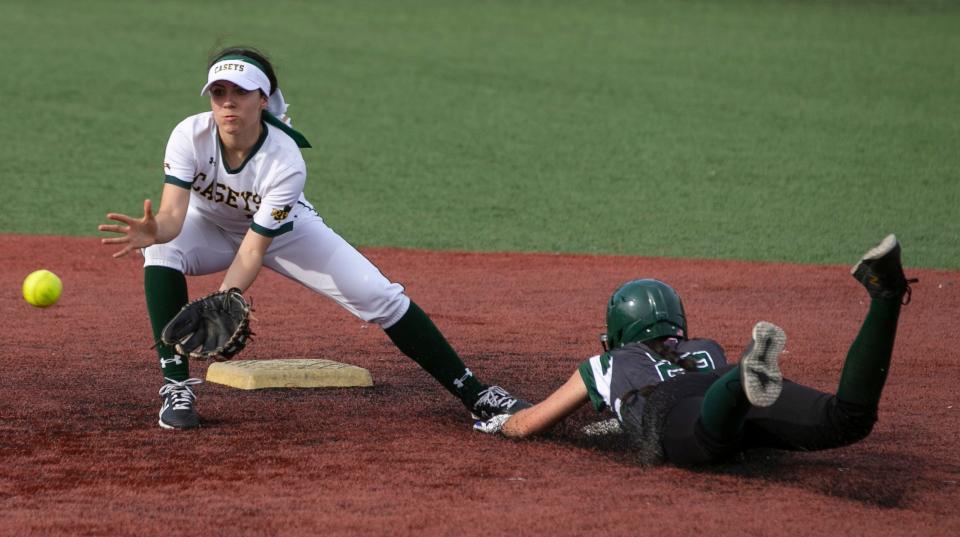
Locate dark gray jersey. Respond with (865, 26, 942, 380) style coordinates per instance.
(578, 338, 727, 420)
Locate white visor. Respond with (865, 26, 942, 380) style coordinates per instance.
(200, 57, 271, 97)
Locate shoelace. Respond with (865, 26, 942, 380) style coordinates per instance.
(475, 386, 517, 410)
(902, 278, 919, 305)
(159, 378, 203, 410)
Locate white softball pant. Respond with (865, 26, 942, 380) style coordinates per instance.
(142, 208, 410, 328)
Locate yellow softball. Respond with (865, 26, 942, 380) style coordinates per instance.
(23, 269, 63, 308)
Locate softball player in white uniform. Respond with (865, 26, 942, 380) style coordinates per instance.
(99, 47, 528, 429)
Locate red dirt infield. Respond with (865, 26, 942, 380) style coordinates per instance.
(2, 235, 959, 536)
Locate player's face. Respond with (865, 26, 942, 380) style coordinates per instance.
(209, 81, 267, 136)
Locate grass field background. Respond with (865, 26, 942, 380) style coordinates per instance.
(1, 0, 957, 268)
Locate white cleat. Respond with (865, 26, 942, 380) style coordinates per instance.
(740, 322, 786, 407)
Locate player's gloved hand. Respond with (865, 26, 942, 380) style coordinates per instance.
(473, 414, 511, 435)
(160, 288, 253, 361)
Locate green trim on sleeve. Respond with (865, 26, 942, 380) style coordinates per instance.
(164, 175, 193, 189)
(578, 360, 607, 412)
(251, 221, 293, 238)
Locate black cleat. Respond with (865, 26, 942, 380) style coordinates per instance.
(851, 234, 917, 303)
(471, 385, 532, 420)
(158, 378, 203, 430)
(740, 322, 786, 408)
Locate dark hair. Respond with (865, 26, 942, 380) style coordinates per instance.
(648, 338, 700, 373)
(616, 338, 699, 401)
(208, 46, 278, 95)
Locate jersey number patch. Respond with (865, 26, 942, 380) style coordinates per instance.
(654, 351, 717, 381)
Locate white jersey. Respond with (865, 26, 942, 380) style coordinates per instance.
(148, 111, 409, 329)
(162, 112, 311, 237)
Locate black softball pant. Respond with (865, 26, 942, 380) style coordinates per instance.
(661, 365, 878, 466)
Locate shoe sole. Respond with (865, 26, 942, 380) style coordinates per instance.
(158, 418, 200, 430)
(741, 321, 786, 407)
(850, 233, 897, 275)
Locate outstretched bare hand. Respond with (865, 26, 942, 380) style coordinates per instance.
(98, 199, 159, 258)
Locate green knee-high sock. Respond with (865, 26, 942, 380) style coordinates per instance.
(384, 301, 485, 406)
(145, 266, 190, 381)
(699, 367, 753, 441)
(836, 297, 902, 408)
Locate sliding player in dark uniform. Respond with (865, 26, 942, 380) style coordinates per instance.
(475, 234, 915, 466)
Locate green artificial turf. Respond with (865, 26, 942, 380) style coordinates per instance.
(1, 0, 957, 268)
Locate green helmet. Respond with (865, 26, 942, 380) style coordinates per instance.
(604, 279, 687, 349)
